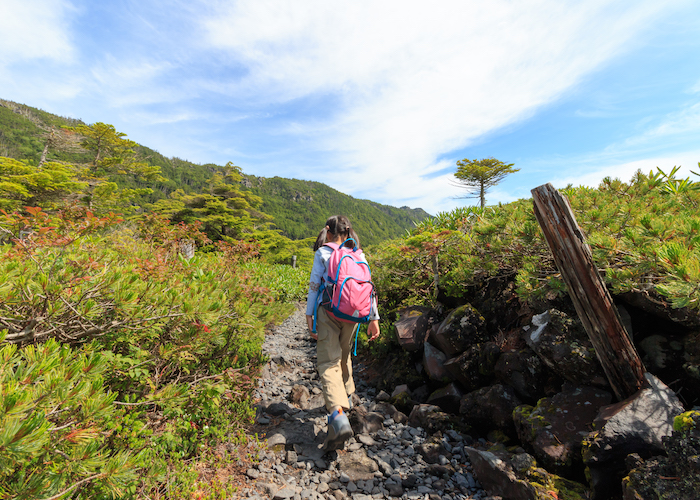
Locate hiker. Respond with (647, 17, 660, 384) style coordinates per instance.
(305, 215, 381, 451)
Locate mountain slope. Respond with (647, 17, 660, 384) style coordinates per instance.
(0, 99, 430, 244)
(242, 175, 431, 246)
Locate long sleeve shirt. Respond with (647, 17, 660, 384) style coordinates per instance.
(305, 245, 380, 320)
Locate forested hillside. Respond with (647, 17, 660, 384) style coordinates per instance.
(0, 99, 429, 245)
(242, 175, 431, 245)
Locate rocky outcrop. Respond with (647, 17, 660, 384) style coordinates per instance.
(423, 342, 449, 381)
(394, 306, 435, 351)
(619, 289, 700, 328)
(466, 448, 590, 500)
(407, 404, 459, 434)
(460, 384, 522, 437)
(430, 304, 488, 357)
(582, 373, 685, 499)
(524, 309, 608, 388)
(623, 410, 700, 500)
(348, 405, 385, 435)
(513, 384, 612, 476)
(444, 341, 500, 392)
(426, 382, 462, 414)
(385, 289, 696, 500)
(495, 348, 551, 403)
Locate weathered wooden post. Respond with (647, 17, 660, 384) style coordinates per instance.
(531, 183, 646, 400)
(292, 255, 297, 268)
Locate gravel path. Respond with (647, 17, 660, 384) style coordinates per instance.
(237, 306, 489, 500)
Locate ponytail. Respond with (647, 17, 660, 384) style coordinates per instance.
(313, 226, 329, 252)
(313, 215, 361, 251)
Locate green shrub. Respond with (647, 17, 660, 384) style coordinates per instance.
(0, 209, 280, 496)
(373, 168, 700, 313)
(0, 338, 141, 499)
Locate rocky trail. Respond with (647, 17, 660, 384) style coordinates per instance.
(235, 306, 491, 500)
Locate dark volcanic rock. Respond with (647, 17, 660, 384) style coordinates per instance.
(426, 382, 463, 414)
(619, 289, 700, 328)
(466, 448, 589, 500)
(460, 384, 522, 438)
(266, 401, 296, 416)
(513, 384, 612, 476)
(430, 304, 488, 358)
(444, 342, 500, 392)
(348, 405, 384, 435)
(390, 385, 417, 414)
(623, 410, 700, 500)
(418, 434, 453, 464)
(582, 373, 685, 500)
(289, 384, 310, 408)
(336, 449, 379, 481)
(371, 402, 408, 424)
(495, 348, 551, 403)
(408, 404, 459, 434)
(423, 342, 450, 381)
(524, 310, 609, 388)
(395, 306, 435, 351)
(466, 448, 536, 500)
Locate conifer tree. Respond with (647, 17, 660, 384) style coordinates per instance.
(453, 157, 519, 208)
(150, 162, 269, 241)
(66, 122, 162, 211)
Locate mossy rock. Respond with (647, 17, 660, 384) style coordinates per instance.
(622, 409, 700, 500)
(673, 410, 700, 434)
(513, 453, 590, 500)
(525, 466, 589, 500)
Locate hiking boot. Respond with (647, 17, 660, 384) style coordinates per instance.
(322, 408, 353, 451)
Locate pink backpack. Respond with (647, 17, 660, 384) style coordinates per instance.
(320, 239, 375, 323)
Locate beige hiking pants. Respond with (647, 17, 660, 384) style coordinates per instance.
(316, 308, 357, 412)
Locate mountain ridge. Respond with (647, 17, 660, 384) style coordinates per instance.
(0, 98, 431, 245)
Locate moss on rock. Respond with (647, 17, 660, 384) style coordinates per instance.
(673, 410, 699, 434)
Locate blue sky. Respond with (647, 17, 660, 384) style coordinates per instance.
(1, 1, 700, 215)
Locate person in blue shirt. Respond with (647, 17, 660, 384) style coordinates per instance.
(305, 215, 380, 451)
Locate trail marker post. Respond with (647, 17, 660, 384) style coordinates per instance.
(531, 183, 646, 400)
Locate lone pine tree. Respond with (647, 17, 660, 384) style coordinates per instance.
(453, 157, 519, 208)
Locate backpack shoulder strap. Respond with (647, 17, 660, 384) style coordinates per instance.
(341, 238, 358, 251)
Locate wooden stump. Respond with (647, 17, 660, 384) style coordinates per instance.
(531, 183, 646, 400)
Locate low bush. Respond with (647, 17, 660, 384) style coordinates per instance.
(373, 169, 700, 315)
(0, 209, 293, 497)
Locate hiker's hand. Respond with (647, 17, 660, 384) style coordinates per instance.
(367, 320, 380, 341)
(306, 315, 318, 340)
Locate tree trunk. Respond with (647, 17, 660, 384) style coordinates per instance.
(531, 183, 646, 400)
(38, 142, 49, 167)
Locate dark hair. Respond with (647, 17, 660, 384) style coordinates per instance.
(313, 215, 360, 251)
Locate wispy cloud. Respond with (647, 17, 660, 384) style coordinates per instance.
(200, 0, 670, 208)
(1, 0, 695, 216)
(625, 101, 700, 145)
(550, 151, 700, 191)
(0, 0, 75, 65)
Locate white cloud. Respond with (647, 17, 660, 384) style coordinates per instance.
(689, 78, 700, 94)
(201, 0, 671, 208)
(549, 151, 700, 192)
(84, 57, 178, 108)
(624, 101, 700, 145)
(0, 0, 75, 65)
